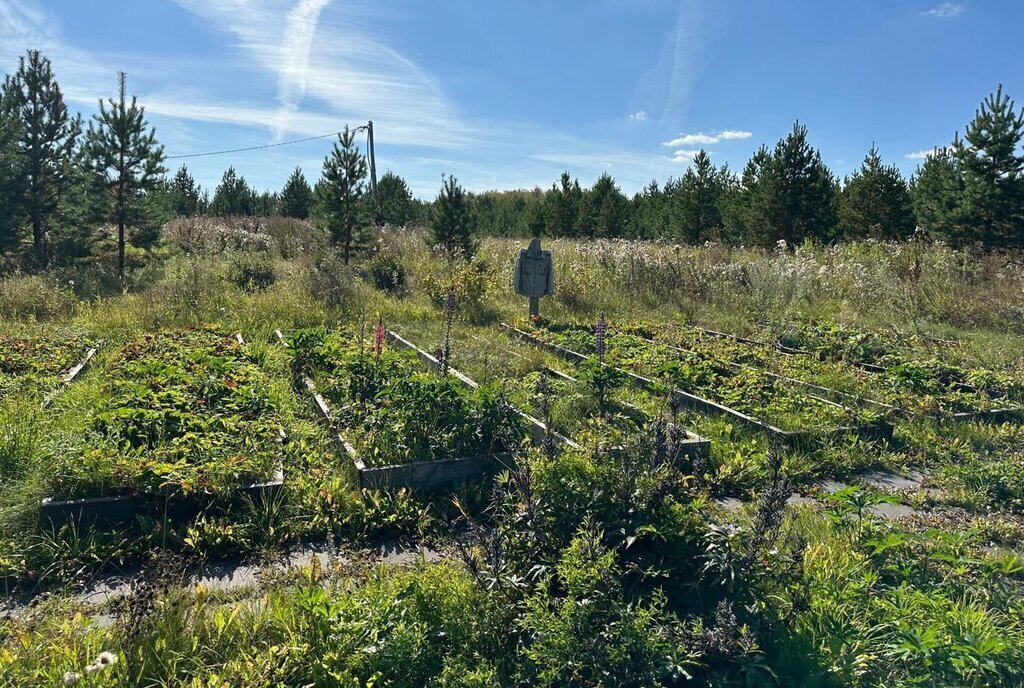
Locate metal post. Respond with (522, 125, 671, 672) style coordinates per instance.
(529, 296, 540, 318)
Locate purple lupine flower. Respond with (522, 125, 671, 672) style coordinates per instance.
(594, 312, 607, 361)
(445, 287, 457, 315)
(373, 317, 385, 357)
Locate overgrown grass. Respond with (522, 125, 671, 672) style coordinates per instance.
(2, 224, 1024, 686)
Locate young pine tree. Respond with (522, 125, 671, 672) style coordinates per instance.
(171, 165, 202, 217)
(374, 171, 414, 226)
(673, 150, 728, 243)
(764, 122, 839, 245)
(253, 191, 279, 217)
(722, 145, 773, 245)
(954, 84, 1024, 247)
(838, 145, 916, 240)
(430, 174, 475, 257)
(585, 173, 629, 238)
(210, 167, 255, 216)
(278, 167, 313, 219)
(316, 127, 368, 264)
(85, 72, 165, 282)
(0, 107, 24, 255)
(910, 148, 965, 243)
(2, 50, 82, 266)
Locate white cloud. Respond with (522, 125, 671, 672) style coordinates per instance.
(905, 150, 934, 160)
(274, 0, 332, 138)
(921, 3, 965, 18)
(0, 0, 714, 197)
(663, 132, 718, 146)
(669, 149, 702, 163)
(662, 129, 752, 147)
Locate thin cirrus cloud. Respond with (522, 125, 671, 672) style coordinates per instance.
(920, 3, 965, 18)
(0, 0, 736, 195)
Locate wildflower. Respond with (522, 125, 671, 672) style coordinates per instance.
(85, 651, 119, 675)
(62, 672, 80, 686)
(373, 317, 385, 357)
(594, 312, 607, 361)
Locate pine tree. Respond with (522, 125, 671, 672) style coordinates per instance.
(278, 167, 313, 219)
(0, 105, 24, 255)
(722, 145, 773, 244)
(171, 165, 202, 217)
(582, 173, 628, 238)
(763, 122, 839, 245)
(85, 72, 165, 282)
(253, 191, 278, 217)
(629, 180, 667, 239)
(838, 145, 916, 240)
(673, 150, 727, 243)
(375, 171, 414, 226)
(954, 85, 1024, 246)
(316, 126, 368, 264)
(910, 148, 965, 242)
(210, 167, 255, 216)
(2, 50, 82, 266)
(430, 174, 475, 257)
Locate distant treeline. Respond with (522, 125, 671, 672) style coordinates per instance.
(2, 48, 1023, 281)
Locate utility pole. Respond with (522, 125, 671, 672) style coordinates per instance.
(367, 120, 379, 220)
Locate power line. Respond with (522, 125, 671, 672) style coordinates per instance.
(165, 126, 367, 160)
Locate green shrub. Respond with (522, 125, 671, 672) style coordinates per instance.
(367, 251, 407, 295)
(228, 252, 277, 292)
(0, 274, 77, 320)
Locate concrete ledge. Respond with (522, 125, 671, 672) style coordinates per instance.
(504, 323, 892, 449)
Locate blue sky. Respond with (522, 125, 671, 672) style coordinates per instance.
(1, 0, 1021, 198)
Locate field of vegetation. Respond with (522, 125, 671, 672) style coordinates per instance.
(1, 219, 1023, 687)
(1, 38, 1023, 685)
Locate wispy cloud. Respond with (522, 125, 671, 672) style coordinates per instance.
(921, 3, 965, 18)
(905, 149, 934, 160)
(274, 0, 332, 138)
(663, 133, 718, 146)
(632, 0, 704, 129)
(0, 0, 700, 196)
(669, 149, 702, 163)
(662, 129, 753, 147)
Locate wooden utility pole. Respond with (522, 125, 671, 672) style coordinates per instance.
(367, 120, 378, 214)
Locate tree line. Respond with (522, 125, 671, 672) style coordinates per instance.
(2, 48, 1023, 281)
(468, 87, 1024, 249)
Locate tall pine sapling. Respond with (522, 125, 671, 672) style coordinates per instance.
(909, 147, 965, 242)
(2, 50, 82, 266)
(374, 171, 414, 226)
(764, 121, 840, 245)
(210, 166, 255, 216)
(838, 145, 916, 240)
(316, 127, 367, 264)
(955, 84, 1024, 247)
(0, 105, 24, 254)
(171, 164, 202, 217)
(430, 174, 476, 258)
(86, 72, 165, 282)
(278, 167, 313, 219)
